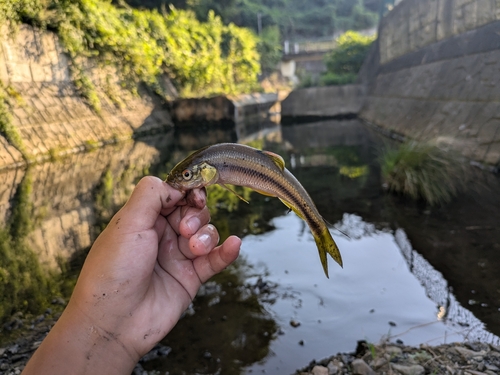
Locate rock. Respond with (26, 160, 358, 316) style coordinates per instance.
(485, 364, 499, 371)
(327, 360, 339, 374)
(454, 346, 486, 360)
(351, 358, 375, 375)
(290, 319, 301, 328)
(311, 365, 329, 375)
(390, 363, 425, 375)
(385, 346, 403, 357)
(371, 357, 388, 369)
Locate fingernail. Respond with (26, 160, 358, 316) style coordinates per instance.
(186, 216, 201, 234)
(197, 233, 212, 248)
(198, 224, 218, 248)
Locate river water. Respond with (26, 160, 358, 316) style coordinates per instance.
(1, 119, 499, 374)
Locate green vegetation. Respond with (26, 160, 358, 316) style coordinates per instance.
(124, 0, 378, 77)
(128, 0, 378, 40)
(321, 30, 375, 86)
(0, 172, 70, 328)
(1, 0, 261, 110)
(0, 81, 28, 159)
(379, 141, 468, 206)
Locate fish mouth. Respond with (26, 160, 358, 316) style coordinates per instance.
(165, 175, 181, 189)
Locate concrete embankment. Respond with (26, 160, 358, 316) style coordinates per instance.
(280, 85, 365, 124)
(0, 24, 173, 171)
(279, 0, 500, 168)
(360, 0, 500, 168)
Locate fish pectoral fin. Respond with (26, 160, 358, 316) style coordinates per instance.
(278, 198, 305, 220)
(200, 163, 219, 185)
(219, 183, 249, 204)
(262, 150, 285, 171)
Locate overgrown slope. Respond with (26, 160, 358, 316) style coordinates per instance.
(0, 0, 261, 107)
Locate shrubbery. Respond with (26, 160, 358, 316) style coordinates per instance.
(0, 0, 261, 106)
(320, 30, 375, 86)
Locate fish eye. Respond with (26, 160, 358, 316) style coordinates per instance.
(182, 169, 193, 180)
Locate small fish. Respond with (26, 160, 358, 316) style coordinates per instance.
(166, 143, 343, 278)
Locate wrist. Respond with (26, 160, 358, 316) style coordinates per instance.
(23, 302, 139, 375)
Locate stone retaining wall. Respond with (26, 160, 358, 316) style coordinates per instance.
(281, 85, 365, 123)
(0, 24, 173, 170)
(360, 0, 500, 167)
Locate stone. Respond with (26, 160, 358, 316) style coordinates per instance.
(385, 346, 403, 357)
(390, 363, 425, 375)
(326, 361, 339, 374)
(311, 365, 329, 375)
(454, 346, 486, 360)
(351, 358, 376, 375)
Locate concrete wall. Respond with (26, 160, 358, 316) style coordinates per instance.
(0, 24, 173, 170)
(281, 85, 365, 123)
(361, 0, 500, 167)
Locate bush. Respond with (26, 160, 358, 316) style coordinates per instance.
(321, 30, 375, 86)
(1, 0, 261, 103)
(379, 141, 468, 206)
(320, 72, 357, 86)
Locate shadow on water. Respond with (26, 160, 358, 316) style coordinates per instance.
(1, 119, 500, 374)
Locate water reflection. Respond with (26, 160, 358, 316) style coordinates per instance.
(1, 119, 499, 375)
(142, 260, 278, 375)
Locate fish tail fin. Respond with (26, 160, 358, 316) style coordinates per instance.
(314, 227, 343, 278)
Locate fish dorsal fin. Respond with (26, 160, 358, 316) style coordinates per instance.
(262, 150, 285, 171)
(219, 183, 249, 204)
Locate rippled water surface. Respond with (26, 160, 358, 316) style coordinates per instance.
(1, 119, 499, 374)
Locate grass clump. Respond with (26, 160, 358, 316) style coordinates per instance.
(379, 140, 468, 206)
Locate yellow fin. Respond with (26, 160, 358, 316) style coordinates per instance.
(313, 226, 343, 278)
(278, 198, 305, 221)
(219, 183, 249, 204)
(200, 164, 218, 185)
(262, 150, 285, 170)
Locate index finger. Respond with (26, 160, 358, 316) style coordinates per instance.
(118, 176, 185, 232)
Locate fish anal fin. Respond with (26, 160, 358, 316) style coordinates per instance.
(219, 183, 249, 204)
(262, 150, 285, 171)
(279, 198, 305, 220)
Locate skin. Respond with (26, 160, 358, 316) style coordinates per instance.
(21, 176, 241, 375)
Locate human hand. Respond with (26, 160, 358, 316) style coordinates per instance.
(22, 176, 241, 375)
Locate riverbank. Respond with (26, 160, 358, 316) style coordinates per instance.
(296, 341, 500, 375)
(2, 312, 500, 375)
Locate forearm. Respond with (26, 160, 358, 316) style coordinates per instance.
(22, 304, 138, 375)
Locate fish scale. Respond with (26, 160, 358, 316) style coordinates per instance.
(166, 143, 343, 278)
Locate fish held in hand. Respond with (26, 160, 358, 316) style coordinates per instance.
(166, 143, 343, 278)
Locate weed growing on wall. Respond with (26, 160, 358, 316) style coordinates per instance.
(0, 81, 28, 159)
(379, 141, 469, 206)
(0, 172, 64, 328)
